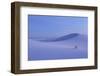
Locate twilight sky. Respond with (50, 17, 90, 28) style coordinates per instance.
(28, 15, 88, 38)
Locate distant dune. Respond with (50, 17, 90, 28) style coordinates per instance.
(37, 33, 80, 42)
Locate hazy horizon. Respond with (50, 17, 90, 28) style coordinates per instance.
(28, 15, 88, 38)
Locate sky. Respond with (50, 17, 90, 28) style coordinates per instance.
(28, 15, 88, 38)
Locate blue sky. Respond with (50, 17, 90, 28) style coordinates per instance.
(28, 15, 88, 38)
